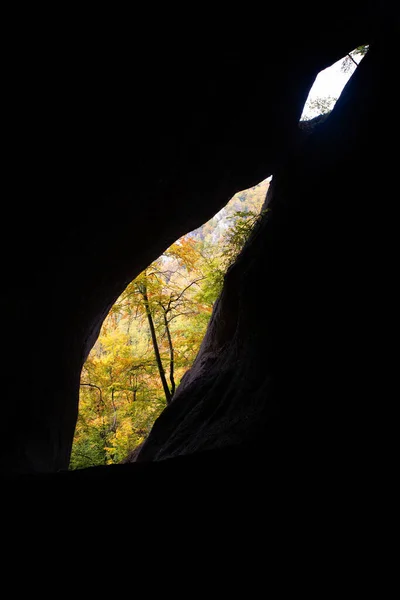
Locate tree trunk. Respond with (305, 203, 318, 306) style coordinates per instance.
(110, 387, 117, 432)
(79, 383, 107, 459)
(130, 374, 137, 402)
(163, 311, 176, 398)
(141, 285, 172, 404)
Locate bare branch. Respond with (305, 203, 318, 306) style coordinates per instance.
(80, 382, 104, 404)
(72, 451, 98, 467)
(167, 310, 199, 323)
(169, 277, 205, 306)
(348, 53, 359, 66)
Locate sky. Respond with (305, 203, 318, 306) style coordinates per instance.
(210, 51, 365, 219)
(301, 53, 360, 119)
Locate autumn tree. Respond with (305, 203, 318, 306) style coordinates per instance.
(70, 179, 268, 469)
(70, 327, 166, 469)
(118, 236, 206, 404)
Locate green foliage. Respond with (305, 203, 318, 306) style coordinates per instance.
(341, 44, 369, 73)
(305, 95, 337, 116)
(355, 44, 369, 56)
(70, 178, 269, 469)
(222, 210, 265, 270)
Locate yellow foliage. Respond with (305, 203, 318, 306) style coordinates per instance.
(71, 179, 268, 469)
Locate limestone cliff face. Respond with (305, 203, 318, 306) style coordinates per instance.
(0, 5, 396, 474)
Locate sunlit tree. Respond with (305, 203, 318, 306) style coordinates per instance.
(70, 181, 267, 468)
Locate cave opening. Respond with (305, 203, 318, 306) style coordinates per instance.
(69, 45, 368, 471)
(70, 178, 271, 469)
(300, 45, 368, 120)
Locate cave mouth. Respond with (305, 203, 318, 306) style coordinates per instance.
(70, 177, 271, 469)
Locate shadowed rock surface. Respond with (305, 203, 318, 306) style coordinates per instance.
(132, 38, 397, 467)
(1, 10, 399, 586)
(0, 4, 397, 501)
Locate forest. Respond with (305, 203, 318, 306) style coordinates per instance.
(70, 178, 270, 468)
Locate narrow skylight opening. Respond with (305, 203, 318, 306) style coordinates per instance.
(300, 45, 368, 121)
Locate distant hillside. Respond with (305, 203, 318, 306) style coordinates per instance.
(191, 177, 270, 244)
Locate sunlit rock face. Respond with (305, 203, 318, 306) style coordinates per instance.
(1, 5, 396, 474)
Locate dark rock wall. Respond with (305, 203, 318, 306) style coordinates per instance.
(0, 5, 396, 473)
(136, 39, 397, 466)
